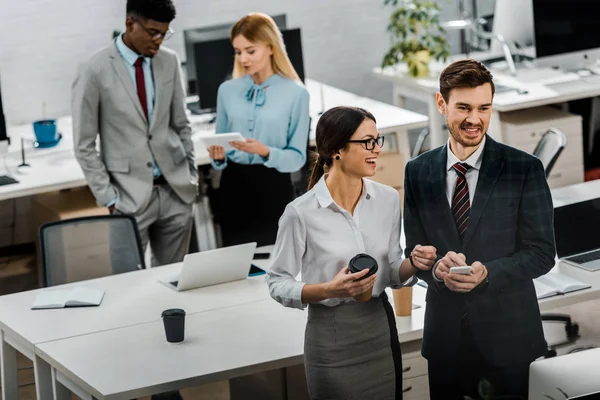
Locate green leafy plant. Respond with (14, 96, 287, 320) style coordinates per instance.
(381, 0, 451, 76)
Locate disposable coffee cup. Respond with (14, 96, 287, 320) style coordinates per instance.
(162, 308, 185, 343)
(348, 253, 379, 302)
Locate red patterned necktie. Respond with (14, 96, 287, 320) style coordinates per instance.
(134, 57, 148, 121)
(452, 162, 472, 239)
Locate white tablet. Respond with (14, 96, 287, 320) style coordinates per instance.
(198, 132, 246, 152)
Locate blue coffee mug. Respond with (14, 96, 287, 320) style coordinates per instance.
(33, 120, 58, 144)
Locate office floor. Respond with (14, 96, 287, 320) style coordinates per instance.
(0, 253, 230, 400)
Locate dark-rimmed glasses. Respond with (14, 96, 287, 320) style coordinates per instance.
(347, 136, 384, 150)
(134, 18, 174, 41)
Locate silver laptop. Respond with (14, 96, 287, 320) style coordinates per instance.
(158, 242, 257, 291)
(554, 198, 600, 271)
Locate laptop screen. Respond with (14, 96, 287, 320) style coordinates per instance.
(554, 198, 600, 258)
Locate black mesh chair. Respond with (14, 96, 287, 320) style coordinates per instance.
(39, 214, 145, 287)
(531, 128, 578, 357)
(533, 128, 568, 178)
(411, 127, 430, 159)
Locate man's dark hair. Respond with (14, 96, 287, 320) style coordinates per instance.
(439, 59, 495, 103)
(126, 0, 176, 23)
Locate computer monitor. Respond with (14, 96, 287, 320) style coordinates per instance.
(532, 0, 600, 71)
(183, 14, 287, 96)
(192, 27, 305, 113)
(528, 348, 600, 400)
(490, 0, 534, 54)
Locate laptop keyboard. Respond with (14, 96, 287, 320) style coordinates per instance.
(566, 249, 600, 264)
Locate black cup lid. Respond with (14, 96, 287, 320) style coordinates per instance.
(162, 308, 186, 318)
(348, 253, 379, 278)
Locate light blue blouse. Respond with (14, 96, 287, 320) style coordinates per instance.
(212, 73, 310, 173)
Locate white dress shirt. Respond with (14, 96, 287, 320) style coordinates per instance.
(445, 135, 486, 206)
(267, 175, 416, 310)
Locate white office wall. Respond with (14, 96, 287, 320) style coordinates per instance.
(0, 0, 400, 125)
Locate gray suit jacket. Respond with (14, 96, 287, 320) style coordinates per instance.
(72, 41, 197, 214)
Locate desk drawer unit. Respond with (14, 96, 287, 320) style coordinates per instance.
(402, 351, 429, 399)
(499, 106, 584, 188)
(368, 152, 405, 189)
(402, 375, 430, 400)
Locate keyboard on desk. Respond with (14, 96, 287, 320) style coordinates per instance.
(515, 68, 580, 86)
(565, 248, 600, 264)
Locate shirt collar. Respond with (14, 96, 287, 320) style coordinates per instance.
(446, 135, 486, 172)
(314, 174, 376, 209)
(243, 73, 282, 89)
(115, 33, 151, 67)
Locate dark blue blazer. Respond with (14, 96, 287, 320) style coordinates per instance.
(403, 136, 556, 367)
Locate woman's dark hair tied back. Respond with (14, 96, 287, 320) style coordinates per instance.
(307, 106, 376, 190)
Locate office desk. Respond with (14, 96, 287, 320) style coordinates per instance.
(0, 255, 272, 400)
(35, 299, 307, 400)
(0, 78, 428, 203)
(22, 256, 600, 400)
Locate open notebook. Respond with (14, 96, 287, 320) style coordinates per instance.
(533, 273, 591, 300)
(31, 287, 105, 310)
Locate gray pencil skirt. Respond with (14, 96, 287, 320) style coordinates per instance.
(304, 292, 403, 400)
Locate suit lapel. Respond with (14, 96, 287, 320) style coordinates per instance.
(430, 145, 462, 249)
(462, 137, 505, 248)
(108, 45, 146, 122)
(149, 53, 164, 130)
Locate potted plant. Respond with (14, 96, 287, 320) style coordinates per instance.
(381, 0, 451, 78)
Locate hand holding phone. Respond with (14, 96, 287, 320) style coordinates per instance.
(449, 266, 472, 275)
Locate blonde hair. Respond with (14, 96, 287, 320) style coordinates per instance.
(230, 12, 300, 81)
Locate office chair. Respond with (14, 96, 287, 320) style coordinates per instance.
(291, 116, 312, 196)
(533, 127, 568, 178)
(532, 128, 576, 357)
(39, 214, 145, 287)
(411, 128, 430, 159)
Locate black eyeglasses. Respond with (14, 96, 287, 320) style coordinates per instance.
(134, 18, 174, 41)
(347, 136, 385, 150)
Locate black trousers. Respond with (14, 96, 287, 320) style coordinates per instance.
(428, 319, 531, 400)
(218, 161, 295, 247)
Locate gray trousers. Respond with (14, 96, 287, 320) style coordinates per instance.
(113, 182, 193, 268)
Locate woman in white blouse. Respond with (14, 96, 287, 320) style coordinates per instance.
(267, 106, 437, 399)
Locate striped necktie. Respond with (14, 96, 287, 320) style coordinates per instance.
(452, 162, 472, 239)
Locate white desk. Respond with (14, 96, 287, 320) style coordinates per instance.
(25, 257, 600, 400)
(36, 299, 307, 400)
(0, 78, 428, 202)
(0, 255, 273, 400)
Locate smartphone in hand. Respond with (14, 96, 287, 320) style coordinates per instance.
(449, 266, 472, 275)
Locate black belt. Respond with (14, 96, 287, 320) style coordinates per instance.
(153, 174, 167, 186)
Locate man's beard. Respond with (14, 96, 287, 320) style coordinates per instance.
(448, 121, 485, 147)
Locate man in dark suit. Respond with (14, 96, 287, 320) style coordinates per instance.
(404, 59, 556, 399)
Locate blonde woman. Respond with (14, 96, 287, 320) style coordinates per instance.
(208, 12, 310, 247)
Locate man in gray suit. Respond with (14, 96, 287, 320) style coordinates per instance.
(72, 0, 197, 270)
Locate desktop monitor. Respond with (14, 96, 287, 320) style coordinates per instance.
(528, 348, 600, 399)
(532, 0, 600, 70)
(184, 14, 287, 96)
(490, 0, 534, 54)
(192, 27, 305, 113)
